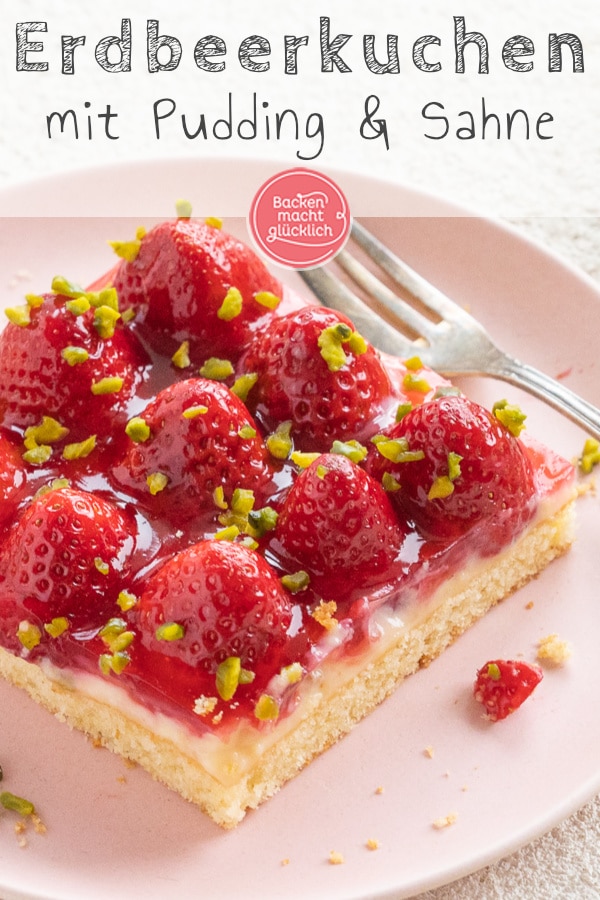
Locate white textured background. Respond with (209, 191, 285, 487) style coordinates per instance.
(0, 1, 599, 897)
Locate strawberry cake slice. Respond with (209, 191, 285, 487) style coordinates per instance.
(0, 213, 577, 828)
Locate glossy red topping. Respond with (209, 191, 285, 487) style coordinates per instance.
(239, 306, 395, 451)
(112, 218, 283, 362)
(366, 395, 536, 551)
(473, 659, 543, 721)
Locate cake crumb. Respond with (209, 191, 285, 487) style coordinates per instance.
(328, 850, 345, 865)
(312, 600, 338, 631)
(281, 857, 290, 867)
(193, 695, 218, 716)
(366, 838, 380, 851)
(525, 601, 534, 610)
(424, 745, 435, 759)
(31, 814, 46, 835)
(432, 812, 458, 829)
(537, 633, 572, 666)
(375, 785, 384, 795)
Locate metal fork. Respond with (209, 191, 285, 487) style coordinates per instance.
(299, 220, 600, 441)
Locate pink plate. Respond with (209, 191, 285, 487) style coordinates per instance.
(0, 160, 599, 900)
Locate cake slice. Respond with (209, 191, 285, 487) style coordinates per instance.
(0, 214, 577, 828)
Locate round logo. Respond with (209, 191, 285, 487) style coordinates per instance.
(248, 168, 351, 269)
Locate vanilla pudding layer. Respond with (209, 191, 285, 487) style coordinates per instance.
(0, 484, 575, 829)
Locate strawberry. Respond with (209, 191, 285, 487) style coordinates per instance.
(0, 290, 148, 443)
(111, 217, 283, 362)
(0, 486, 137, 633)
(239, 306, 395, 452)
(275, 453, 408, 597)
(366, 395, 536, 550)
(0, 430, 27, 528)
(112, 378, 272, 523)
(133, 540, 293, 707)
(473, 659, 543, 721)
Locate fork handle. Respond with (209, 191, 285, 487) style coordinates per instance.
(492, 355, 600, 443)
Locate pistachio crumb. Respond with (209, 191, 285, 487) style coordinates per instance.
(62, 435, 97, 460)
(290, 450, 321, 469)
(382, 471, 401, 492)
(172, 340, 191, 369)
(217, 287, 243, 321)
(93, 305, 121, 339)
(176, 199, 193, 219)
(91, 376, 123, 396)
(155, 622, 185, 642)
(404, 355, 424, 370)
(61, 346, 90, 366)
(24, 416, 69, 449)
(330, 439, 367, 463)
(317, 322, 366, 372)
(266, 421, 293, 460)
(213, 486, 228, 510)
(17, 620, 42, 651)
(44, 617, 69, 638)
(492, 399, 527, 437)
(22, 444, 53, 466)
(216, 656, 241, 701)
(238, 424, 257, 439)
(65, 296, 91, 316)
(231, 373, 258, 402)
(254, 694, 279, 721)
(5, 305, 31, 327)
(109, 227, 146, 262)
(403, 371, 432, 394)
(214, 524, 240, 542)
(125, 417, 151, 443)
(579, 437, 600, 474)
(204, 216, 222, 229)
(94, 557, 110, 576)
(281, 570, 311, 593)
(395, 401, 413, 422)
(199, 357, 234, 381)
(117, 590, 138, 612)
(428, 475, 454, 500)
(147, 472, 168, 495)
(182, 405, 209, 419)
(25, 293, 45, 309)
(1, 792, 35, 817)
(254, 290, 281, 310)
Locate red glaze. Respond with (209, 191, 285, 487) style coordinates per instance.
(239, 306, 395, 452)
(473, 659, 543, 721)
(0, 216, 572, 737)
(366, 395, 537, 552)
(111, 218, 282, 362)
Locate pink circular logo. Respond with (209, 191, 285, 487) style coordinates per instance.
(248, 168, 351, 269)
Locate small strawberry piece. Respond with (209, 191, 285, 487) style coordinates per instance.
(275, 453, 408, 596)
(0, 292, 148, 441)
(111, 218, 283, 361)
(0, 487, 137, 632)
(135, 540, 293, 702)
(366, 395, 536, 550)
(112, 378, 272, 522)
(0, 430, 27, 527)
(239, 307, 395, 452)
(473, 659, 543, 721)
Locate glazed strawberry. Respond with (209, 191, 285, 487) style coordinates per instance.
(473, 659, 543, 721)
(239, 307, 395, 452)
(0, 486, 137, 634)
(0, 430, 27, 527)
(0, 289, 148, 443)
(275, 453, 408, 597)
(111, 217, 283, 362)
(366, 395, 536, 550)
(112, 378, 272, 523)
(133, 540, 293, 707)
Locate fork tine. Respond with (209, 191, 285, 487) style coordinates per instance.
(350, 220, 472, 324)
(298, 267, 417, 358)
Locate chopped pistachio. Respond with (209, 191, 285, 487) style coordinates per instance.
(247, 506, 278, 537)
(44, 617, 69, 638)
(231, 488, 255, 515)
(125, 417, 151, 443)
(214, 524, 240, 541)
(428, 475, 454, 500)
(51, 275, 86, 299)
(86, 286, 119, 312)
(447, 452, 463, 482)
(24, 416, 69, 449)
(403, 372, 431, 394)
(147, 472, 168, 495)
(17, 620, 42, 651)
(487, 662, 501, 681)
(182, 405, 209, 420)
(382, 471, 401, 492)
(109, 651, 131, 674)
(22, 444, 52, 466)
(91, 376, 123, 395)
(395, 401, 413, 422)
(317, 322, 353, 372)
(316, 464, 329, 479)
(155, 622, 185, 642)
(176, 199, 193, 219)
(330, 439, 367, 463)
(579, 437, 600, 474)
(25, 293, 45, 308)
(216, 656, 241, 701)
(172, 340, 191, 369)
(254, 290, 282, 310)
(94, 557, 110, 576)
(5, 304, 31, 327)
(109, 228, 146, 262)
(109, 631, 135, 653)
(217, 287, 243, 321)
(213, 486, 228, 510)
(231, 372, 258, 402)
(404, 355, 424, 370)
(281, 662, 303, 685)
(34, 477, 70, 499)
(62, 435, 97, 460)
(61, 345, 90, 366)
(199, 357, 234, 380)
(238, 424, 257, 439)
(281, 570, 311, 593)
(93, 305, 121, 339)
(117, 590, 138, 612)
(290, 450, 321, 469)
(433, 385, 462, 399)
(239, 667, 255, 685)
(266, 421, 293, 460)
(492, 399, 527, 437)
(0, 792, 35, 817)
(239, 535, 259, 550)
(65, 296, 91, 316)
(254, 694, 279, 721)
(121, 307, 136, 324)
(372, 435, 424, 464)
(204, 215, 222, 229)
